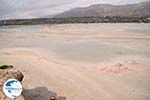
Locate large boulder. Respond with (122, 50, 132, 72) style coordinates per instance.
(0, 65, 24, 82)
(0, 65, 25, 100)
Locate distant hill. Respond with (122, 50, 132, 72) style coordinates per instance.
(54, 2, 150, 18)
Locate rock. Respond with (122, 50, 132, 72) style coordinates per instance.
(0, 65, 25, 100)
(0, 92, 25, 100)
(0, 65, 24, 82)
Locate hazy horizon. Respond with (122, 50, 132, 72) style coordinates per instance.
(0, 0, 149, 20)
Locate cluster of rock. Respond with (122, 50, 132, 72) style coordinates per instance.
(0, 65, 25, 100)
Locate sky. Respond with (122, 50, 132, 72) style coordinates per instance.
(0, 0, 149, 20)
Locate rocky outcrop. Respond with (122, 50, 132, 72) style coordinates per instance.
(0, 65, 25, 100)
(0, 65, 24, 82)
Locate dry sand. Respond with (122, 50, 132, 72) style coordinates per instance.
(0, 23, 150, 100)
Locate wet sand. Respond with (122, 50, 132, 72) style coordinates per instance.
(0, 23, 150, 100)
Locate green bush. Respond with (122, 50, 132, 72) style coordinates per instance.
(0, 65, 12, 69)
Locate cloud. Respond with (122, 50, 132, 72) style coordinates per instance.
(0, 0, 149, 20)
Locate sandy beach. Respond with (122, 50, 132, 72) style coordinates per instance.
(0, 23, 150, 100)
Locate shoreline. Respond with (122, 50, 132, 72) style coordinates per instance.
(0, 17, 150, 26)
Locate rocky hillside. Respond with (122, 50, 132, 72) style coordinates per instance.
(55, 2, 150, 18)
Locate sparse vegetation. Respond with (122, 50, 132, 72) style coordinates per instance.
(0, 64, 13, 69)
(0, 17, 150, 26)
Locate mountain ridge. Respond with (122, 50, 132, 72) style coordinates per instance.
(54, 1, 150, 18)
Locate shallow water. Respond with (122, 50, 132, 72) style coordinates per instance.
(51, 41, 144, 62)
(0, 23, 150, 63)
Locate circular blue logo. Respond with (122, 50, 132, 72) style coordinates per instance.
(3, 79, 22, 99)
